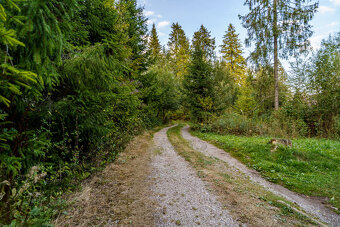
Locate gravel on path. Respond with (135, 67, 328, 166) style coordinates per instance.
(181, 125, 340, 226)
(151, 126, 239, 227)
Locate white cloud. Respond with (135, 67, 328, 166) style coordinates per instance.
(156, 14, 162, 18)
(147, 19, 155, 25)
(144, 11, 155, 16)
(328, 22, 340, 27)
(310, 34, 326, 50)
(330, 0, 340, 5)
(318, 5, 335, 13)
(159, 32, 165, 37)
(157, 21, 170, 28)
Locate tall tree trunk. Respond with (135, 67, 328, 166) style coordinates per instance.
(273, 0, 279, 110)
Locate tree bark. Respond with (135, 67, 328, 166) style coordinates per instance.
(273, 0, 279, 110)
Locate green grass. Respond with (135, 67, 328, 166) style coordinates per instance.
(192, 130, 340, 210)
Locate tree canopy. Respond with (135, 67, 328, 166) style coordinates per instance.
(239, 0, 318, 109)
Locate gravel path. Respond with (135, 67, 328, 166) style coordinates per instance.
(181, 126, 340, 226)
(151, 126, 239, 227)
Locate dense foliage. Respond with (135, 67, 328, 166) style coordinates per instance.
(239, 0, 318, 110)
(0, 0, 338, 225)
(0, 0, 177, 225)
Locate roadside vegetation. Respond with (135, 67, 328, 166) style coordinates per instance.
(192, 130, 340, 210)
(54, 131, 157, 226)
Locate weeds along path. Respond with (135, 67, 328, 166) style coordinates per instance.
(54, 132, 157, 226)
(181, 126, 340, 226)
(152, 126, 238, 226)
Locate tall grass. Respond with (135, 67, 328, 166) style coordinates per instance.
(194, 111, 314, 138)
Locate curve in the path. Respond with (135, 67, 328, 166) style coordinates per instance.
(181, 126, 340, 226)
(151, 126, 238, 227)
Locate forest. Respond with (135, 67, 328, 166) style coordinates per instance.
(0, 0, 339, 225)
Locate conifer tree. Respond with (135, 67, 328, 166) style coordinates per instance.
(192, 25, 216, 60)
(149, 23, 162, 58)
(239, 0, 318, 110)
(118, 0, 149, 77)
(18, 0, 77, 69)
(183, 46, 214, 122)
(168, 22, 190, 78)
(220, 24, 246, 85)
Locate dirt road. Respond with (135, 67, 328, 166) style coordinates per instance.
(152, 126, 238, 226)
(55, 125, 339, 226)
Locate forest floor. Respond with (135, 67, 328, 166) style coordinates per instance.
(54, 125, 339, 226)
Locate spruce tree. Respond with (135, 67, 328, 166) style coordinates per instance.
(149, 23, 162, 58)
(183, 46, 214, 122)
(18, 0, 77, 69)
(192, 25, 216, 60)
(168, 22, 190, 78)
(220, 24, 246, 85)
(239, 0, 318, 110)
(118, 0, 149, 78)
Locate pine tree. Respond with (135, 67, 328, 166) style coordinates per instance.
(18, 0, 77, 67)
(118, 0, 149, 78)
(239, 0, 318, 110)
(148, 23, 162, 58)
(183, 47, 214, 122)
(192, 25, 216, 60)
(220, 24, 246, 85)
(168, 22, 190, 78)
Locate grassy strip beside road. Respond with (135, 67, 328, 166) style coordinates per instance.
(167, 125, 316, 226)
(192, 130, 340, 210)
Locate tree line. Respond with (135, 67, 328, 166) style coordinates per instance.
(146, 0, 338, 139)
(0, 0, 338, 225)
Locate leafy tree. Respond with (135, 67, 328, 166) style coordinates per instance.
(192, 25, 216, 60)
(235, 79, 256, 116)
(239, 0, 318, 110)
(139, 63, 180, 123)
(168, 22, 190, 78)
(251, 64, 290, 115)
(148, 23, 162, 59)
(183, 47, 214, 122)
(212, 60, 237, 113)
(307, 33, 340, 136)
(220, 24, 246, 85)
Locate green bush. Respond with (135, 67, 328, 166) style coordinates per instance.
(196, 110, 313, 138)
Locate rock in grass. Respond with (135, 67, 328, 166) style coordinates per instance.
(268, 139, 292, 152)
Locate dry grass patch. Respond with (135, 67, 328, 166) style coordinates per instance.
(54, 131, 157, 226)
(167, 125, 316, 227)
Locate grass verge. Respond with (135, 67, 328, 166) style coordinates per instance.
(53, 130, 157, 226)
(192, 130, 340, 211)
(167, 124, 316, 226)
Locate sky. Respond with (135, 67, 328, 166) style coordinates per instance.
(137, 0, 340, 69)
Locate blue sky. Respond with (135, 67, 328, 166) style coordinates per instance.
(137, 0, 340, 64)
